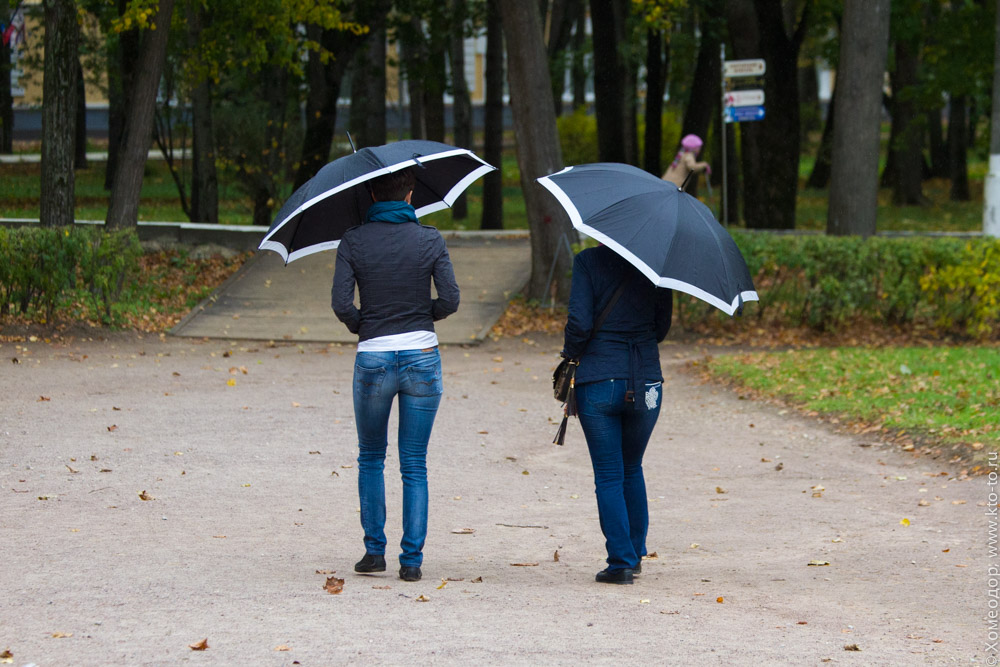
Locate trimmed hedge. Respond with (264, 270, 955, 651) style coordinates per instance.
(674, 233, 1000, 340)
(0, 225, 142, 324)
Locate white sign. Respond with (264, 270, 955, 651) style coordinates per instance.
(723, 89, 765, 108)
(723, 59, 766, 78)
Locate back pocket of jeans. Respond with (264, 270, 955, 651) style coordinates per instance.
(354, 365, 386, 399)
(643, 382, 662, 410)
(406, 366, 442, 397)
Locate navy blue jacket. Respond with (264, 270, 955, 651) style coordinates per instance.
(332, 218, 459, 341)
(562, 245, 672, 388)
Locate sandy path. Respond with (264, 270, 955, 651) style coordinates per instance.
(0, 332, 986, 665)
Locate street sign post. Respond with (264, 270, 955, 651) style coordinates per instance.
(720, 53, 767, 225)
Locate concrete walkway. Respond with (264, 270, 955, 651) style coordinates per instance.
(170, 233, 532, 344)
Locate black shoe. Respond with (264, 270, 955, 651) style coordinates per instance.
(634, 562, 642, 575)
(595, 568, 634, 585)
(399, 566, 422, 582)
(354, 553, 386, 573)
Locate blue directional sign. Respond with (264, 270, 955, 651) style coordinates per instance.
(724, 105, 766, 124)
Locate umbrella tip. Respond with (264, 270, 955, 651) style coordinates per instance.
(347, 132, 357, 153)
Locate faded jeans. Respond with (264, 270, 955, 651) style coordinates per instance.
(575, 378, 662, 571)
(353, 348, 442, 567)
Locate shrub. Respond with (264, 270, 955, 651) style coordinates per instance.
(674, 233, 1000, 340)
(0, 225, 141, 324)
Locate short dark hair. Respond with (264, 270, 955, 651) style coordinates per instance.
(369, 168, 416, 201)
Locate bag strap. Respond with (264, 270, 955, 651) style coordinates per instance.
(588, 279, 628, 347)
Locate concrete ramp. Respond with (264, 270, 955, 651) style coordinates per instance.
(170, 234, 531, 344)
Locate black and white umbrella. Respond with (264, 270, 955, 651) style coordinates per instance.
(538, 162, 758, 316)
(259, 140, 496, 263)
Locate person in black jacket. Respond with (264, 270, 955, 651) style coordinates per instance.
(332, 167, 459, 583)
(563, 245, 672, 585)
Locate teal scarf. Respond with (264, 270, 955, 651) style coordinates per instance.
(365, 200, 418, 224)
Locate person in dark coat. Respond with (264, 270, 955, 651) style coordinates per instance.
(562, 244, 672, 585)
(332, 167, 460, 583)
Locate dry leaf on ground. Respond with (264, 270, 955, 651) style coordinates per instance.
(451, 528, 475, 534)
(189, 639, 209, 651)
(510, 562, 539, 567)
(138, 490, 153, 501)
(416, 595, 430, 602)
(324, 576, 344, 594)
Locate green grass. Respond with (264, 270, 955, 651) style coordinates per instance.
(706, 346, 1000, 453)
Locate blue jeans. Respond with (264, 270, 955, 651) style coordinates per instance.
(353, 348, 443, 568)
(575, 378, 662, 571)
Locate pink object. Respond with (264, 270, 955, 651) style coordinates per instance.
(681, 134, 703, 151)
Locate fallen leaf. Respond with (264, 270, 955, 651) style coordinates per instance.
(831, 537, 843, 543)
(189, 638, 209, 651)
(416, 595, 430, 602)
(639, 599, 650, 604)
(324, 576, 344, 594)
(689, 543, 700, 549)
(213, 535, 226, 539)
(138, 490, 154, 501)
(372, 585, 391, 590)
(478, 430, 489, 434)
(472, 576, 483, 583)
(275, 645, 291, 651)
(451, 528, 475, 534)
(844, 644, 861, 652)
(65, 465, 78, 474)
(522, 470, 530, 475)
(797, 621, 808, 625)
(775, 462, 784, 471)
(309, 451, 321, 455)
(291, 402, 301, 408)
(436, 580, 448, 590)
(453, 495, 462, 500)
(51, 632, 72, 638)
(807, 560, 830, 566)
(643, 552, 659, 560)
(942, 549, 950, 553)
(107, 425, 118, 432)
(510, 562, 539, 567)
(760, 458, 771, 462)
(715, 486, 727, 494)
(900, 518, 911, 526)
(0, 648, 12, 663)
(952, 500, 967, 505)
(99, 468, 112, 473)
(716, 597, 724, 603)
(918, 499, 930, 506)
(38, 396, 50, 402)
(227, 379, 236, 387)
(315, 569, 335, 575)
(553, 550, 560, 562)
(446, 577, 464, 582)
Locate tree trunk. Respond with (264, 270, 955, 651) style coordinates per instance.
(106, 0, 175, 230)
(983, 0, 1000, 237)
(253, 64, 288, 227)
(799, 57, 820, 140)
(105, 0, 139, 191)
(74, 59, 88, 169)
(40, 0, 79, 228)
(888, 34, 926, 205)
(679, 3, 722, 194)
(449, 1, 472, 220)
(404, 20, 427, 141)
(643, 29, 666, 176)
(547, 0, 576, 116)
(423, 42, 447, 143)
(589, 0, 627, 163)
(948, 94, 970, 201)
(571, 0, 587, 110)
(926, 107, 948, 178)
(294, 26, 353, 190)
(827, 0, 890, 236)
(740, 0, 808, 230)
(349, 28, 388, 149)
(188, 2, 217, 223)
(1, 0, 14, 154)
(498, 0, 576, 302)
(481, 0, 504, 230)
(806, 85, 835, 189)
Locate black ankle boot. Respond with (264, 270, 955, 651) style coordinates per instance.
(354, 553, 386, 573)
(399, 566, 422, 582)
(595, 567, 634, 585)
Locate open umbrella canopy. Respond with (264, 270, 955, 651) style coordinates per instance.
(538, 162, 758, 316)
(259, 140, 496, 263)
